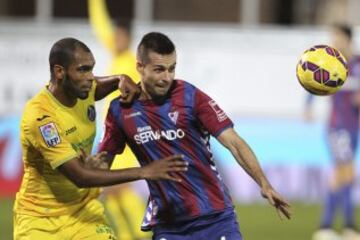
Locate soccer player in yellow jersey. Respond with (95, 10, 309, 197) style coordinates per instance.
(13, 38, 188, 240)
(88, 0, 149, 239)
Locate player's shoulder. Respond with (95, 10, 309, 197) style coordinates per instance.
(173, 79, 199, 92)
(108, 97, 124, 114)
(22, 89, 55, 128)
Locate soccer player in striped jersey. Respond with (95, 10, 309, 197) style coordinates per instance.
(99, 32, 291, 240)
(13, 37, 188, 240)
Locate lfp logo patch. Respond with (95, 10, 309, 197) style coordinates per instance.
(39, 122, 61, 147)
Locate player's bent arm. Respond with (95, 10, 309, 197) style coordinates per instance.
(94, 75, 140, 102)
(58, 154, 187, 188)
(216, 128, 271, 189)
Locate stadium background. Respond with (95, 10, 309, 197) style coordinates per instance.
(1, 0, 360, 239)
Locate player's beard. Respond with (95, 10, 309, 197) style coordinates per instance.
(63, 73, 89, 100)
(143, 79, 172, 101)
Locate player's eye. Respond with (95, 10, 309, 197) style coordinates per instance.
(78, 66, 92, 72)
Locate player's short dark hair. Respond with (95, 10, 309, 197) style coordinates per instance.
(49, 37, 91, 77)
(137, 32, 176, 64)
(333, 24, 353, 40)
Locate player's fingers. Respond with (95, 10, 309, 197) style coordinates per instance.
(163, 154, 184, 162)
(273, 193, 291, 207)
(97, 151, 108, 159)
(169, 160, 189, 167)
(164, 174, 183, 182)
(126, 87, 138, 102)
(168, 166, 188, 172)
(279, 199, 291, 207)
(278, 204, 292, 220)
(266, 193, 276, 206)
(275, 208, 284, 220)
(80, 148, 90, 163)
(79, 148, 86, 158)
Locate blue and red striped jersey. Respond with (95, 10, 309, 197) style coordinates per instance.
(99, 80, 234, 229)
(329, 55, 360, 131)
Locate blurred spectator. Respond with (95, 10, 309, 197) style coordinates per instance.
(305, 24, 360, 240)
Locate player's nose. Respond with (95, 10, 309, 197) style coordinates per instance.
(163, 71, 172, 82)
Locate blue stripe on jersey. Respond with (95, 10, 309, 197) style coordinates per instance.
(109, 99, 123, 128)
(184, 83, 233, 212)
(155, 100, 187, 216)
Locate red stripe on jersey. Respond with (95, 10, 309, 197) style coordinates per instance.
(169, 81, 201, 217)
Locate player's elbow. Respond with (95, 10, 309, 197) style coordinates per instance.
(71, 173, 98, 188)
(58, 164, 96, 188)
(72, 178, 90, 188)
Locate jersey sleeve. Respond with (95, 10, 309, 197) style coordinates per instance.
(22, 114, 78, 169)
(98, 106, 126, 155)
(194, 88, 234, 137)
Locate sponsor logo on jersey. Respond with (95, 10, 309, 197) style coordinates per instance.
(39, 122, 61, 147)
(36, 115, 50, 121)
(209, 100, 228, 122)
(124, 111, 142, 119)
(134, 125, 185, 144)
(65, 126, 77, 135)
(168, 111, 179, 125)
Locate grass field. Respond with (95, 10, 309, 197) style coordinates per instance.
(2, 198, 359, 240)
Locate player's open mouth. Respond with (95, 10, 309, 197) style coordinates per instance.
(155, 83, 168, 89)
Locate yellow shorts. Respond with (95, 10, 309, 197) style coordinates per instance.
(13, 199, 116, 240)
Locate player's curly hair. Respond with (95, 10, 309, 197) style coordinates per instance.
(49, 38, 91, 79)
(137, 32, 175, 64)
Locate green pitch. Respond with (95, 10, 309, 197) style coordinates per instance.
(1, 199, 359, 240)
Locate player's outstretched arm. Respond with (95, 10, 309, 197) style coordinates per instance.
(58, 154, 187, 188)
(94, 74, 140, 102)
(88, 0, 115, 52)
(217, 128, 291, 220)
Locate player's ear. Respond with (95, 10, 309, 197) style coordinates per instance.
(53, 64, 65, 80)
(136, 61, 145, 75)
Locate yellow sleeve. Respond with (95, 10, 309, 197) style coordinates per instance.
(22, 115, 78, 169)
(88, 0, 115, 52)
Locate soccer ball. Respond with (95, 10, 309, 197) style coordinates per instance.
(296, 45, 348, 95)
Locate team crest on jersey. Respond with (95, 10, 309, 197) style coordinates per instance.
(87, 105, 96, 121)
(208, 100, 228, 122)
(168, 111, 179, 124)
(39, 122, 61, 147)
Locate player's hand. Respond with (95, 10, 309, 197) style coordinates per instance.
(79, 148, 110, 170)
(118, 74, 141, 104)
(261, 186, 291, 220)
(141, 154, 188, 182)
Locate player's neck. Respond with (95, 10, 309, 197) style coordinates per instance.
(48, 82, 77, 107)
(139, 88, 152, 101)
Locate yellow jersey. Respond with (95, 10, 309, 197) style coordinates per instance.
(14, 83, 99, 217)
